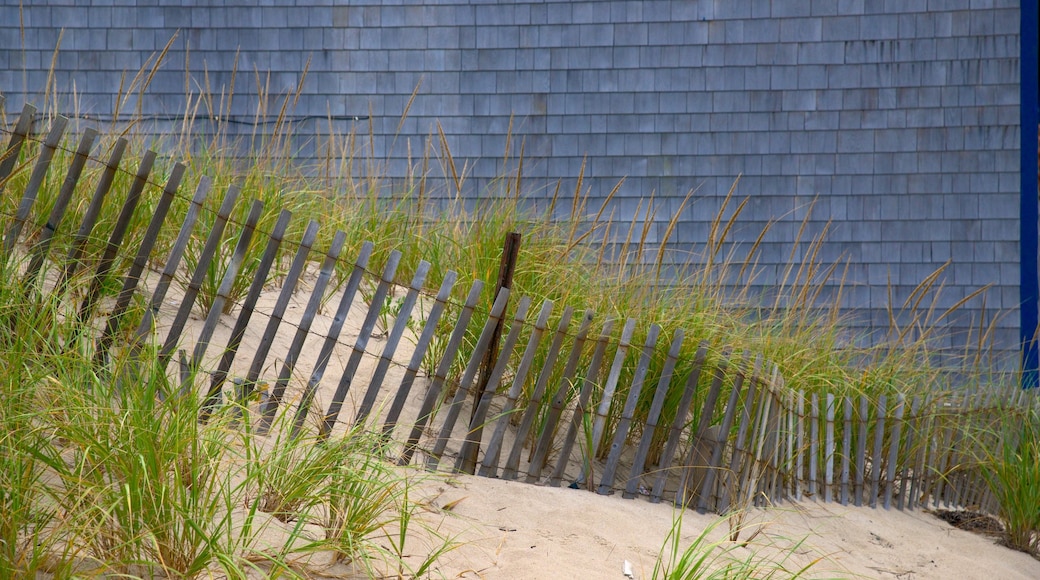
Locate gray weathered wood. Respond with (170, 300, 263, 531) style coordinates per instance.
(527, 309, 596, 483)
(75, 150, 157, 335)
(824, 393, 835, 503)
(257, 230, 347, 432)
(854, 395, 868, 507)
(650, 341, 708, 503)
(502, 306, 575, 480)
(24, 128, 99, 290)
(203, 209, 294, 415)
(720, 355, 761, 512)
(130, 175, 210, 344)
(94, 162, 185, 365)
(280, 241, 375, 434)
(477, 299, 554, 477)
(456, 296, 532, 474)
(698, 352, 748, 513)
(884, 395, 906, 510)
(399, 280, 484, 466)
(675, 349, 727, 507)
(157, 183, 241, 367)
(596, 324, 662, 495)
(907, 396, 932, 511)
(623, 328, 684, 498)
(315, 247, 399, 439)
(0, 103, 37, 198)
(869, 394, 888, 508)
(186, 199, 266, 387)
(381, 270, 458, 436)
(549, 318, 616, 488)
(4, 115, 67, 254)
(808, 393, 819, 500)
(356, 260, 432, 424)
(591, 318, 638, 457)
(795, 390, 806, 501)
(56, 138, 129, 294)
(840, 396, 852, 505)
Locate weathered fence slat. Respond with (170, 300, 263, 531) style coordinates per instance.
(74, 150, 157, 337)
(785, 390, 796, 500)
(381, 270, 458, 437)
(883, 395, 906, 509)
(316, 247, 400, 439)
(698, 352, 747, 513)
(282, 241, 375, 435)
(187, 199, 266, 385)
(502, 306, 575, 480)
(907, 395, 932, 511)
(824, 393, 836, 503)
(591, 318, 638, 457)
(897, 396, 921, 511)
(795, 390, 806, 501)
(129, 175, 209, 346)
(527, 309, 596, 483)
(24, 128, 99, 290)
(762, 373, 784, 504)
(158, 183, 241, 367)
(202, 209, 294, 415)
(356, 259, 432, 424)
(808, 393, 819, 500)
(549, 318, 616, 488)
(257, 230, 347, 432)
(720, 355, 761, 512)
(854, 395, 868, 507)
(399, 280, 484, 466)
(624, 328, 684, 498)
(4, 115, 67, 255)
(650, 341, 708, 503)
(596, 324, 661, 495)
(477, 298, 554, 477)
(748, 369, 777, 506)
(840, 396, 852, 505)
(456, 296, 532, 474)
(0, 103, 37, 195)
(869, 394, 888, 508)
(676, 349, 727, 508)
(94, 162, 185, 365)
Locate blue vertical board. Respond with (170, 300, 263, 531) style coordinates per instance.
(1022, 0, 1039, 388)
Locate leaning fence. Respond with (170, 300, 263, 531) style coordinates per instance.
(1, 100, 1035, 520)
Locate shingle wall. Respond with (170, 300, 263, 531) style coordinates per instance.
(0, 0, 1023, 354)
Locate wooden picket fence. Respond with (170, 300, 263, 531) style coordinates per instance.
(2, 101, 1036, 519)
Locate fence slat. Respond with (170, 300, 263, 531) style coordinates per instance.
(477, 298, 554, 477)
(356, 260, 432, 424)
(278, 241, 375, 433)
(854, 395, 868, 507)
(56, 138, 129, 295)
(130, 175, 209, 345)
(502, 306, 575, 480)
(0, 103, 37, 196)
(907, 395, 932, 510)
(382, 270, 458, 437)
(202, 209, 294, 415)
(883, 395, 906, 509)
(549, 318, 616, 488)
(425, 287, 512, 469)
(457, 296, 532, 474)
(94, 162, 185, 365)
(24, 128, 99, 290)
(591, 318, 638, 457)
(597, 324, 662, 495)
(720, 355, 761, 512)
(527, 309, 596, 483)
(157, 183, 241, 367)
(698, 352, 747, 513)
(897, 396, 920, 510)
(824, 393, 835, 503)
(840, 396, 852, 505)
(676, 349, 727, 507)
(74, 149, 157, 340)
(807, 393, 819, 500)
(317, 248, 401, 439)
(187, 199, 266, 385)
(4, 115, 67, 255)
(650, 341, 708, 503)
(257, 230, 347, 432)
(623, 328, 684, 498)
(399, 280, 484, 466)
(869, 394, 888, 508)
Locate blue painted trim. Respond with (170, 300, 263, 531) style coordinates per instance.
(1021, 0, 1039, 388)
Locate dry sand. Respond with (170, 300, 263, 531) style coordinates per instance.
(154, 271, 1040, 580)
